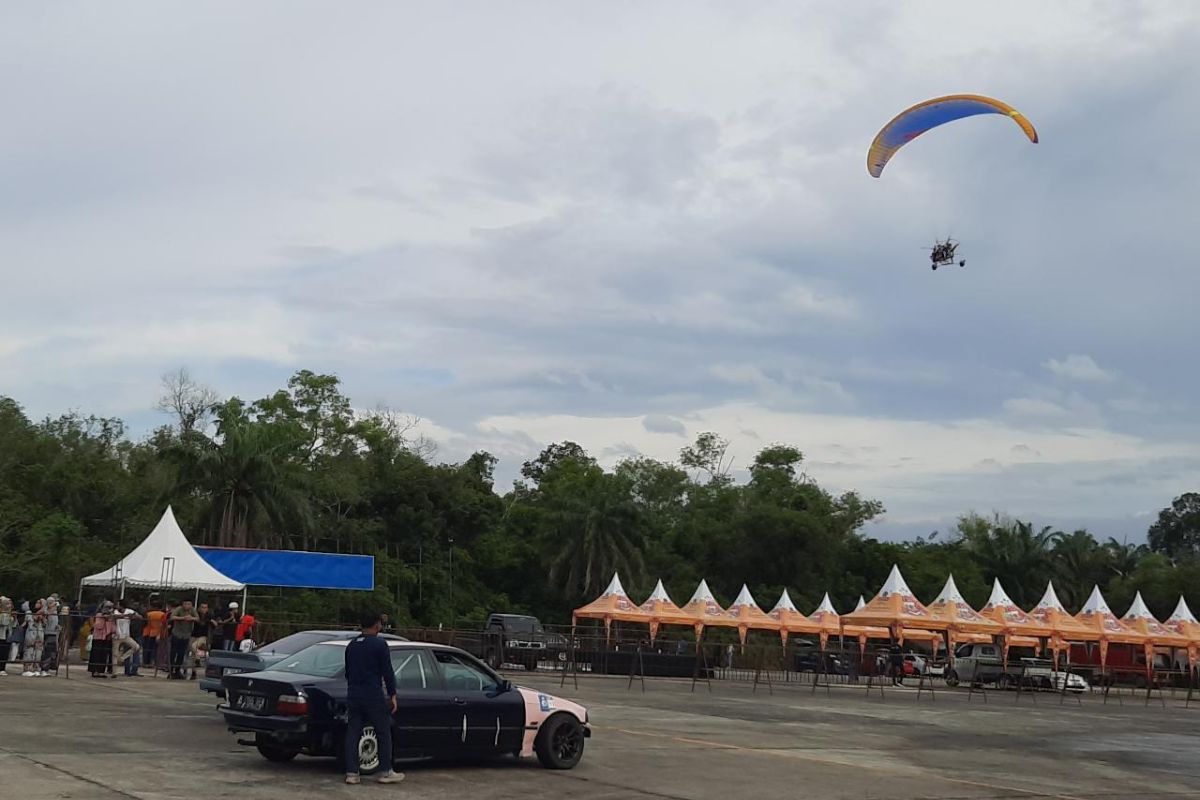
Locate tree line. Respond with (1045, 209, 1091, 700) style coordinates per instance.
(2, 369, 1198, 628)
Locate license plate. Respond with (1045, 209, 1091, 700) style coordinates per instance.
(236, 694, 266, 712)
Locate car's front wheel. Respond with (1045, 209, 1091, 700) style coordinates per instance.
(944, 669, 959, 687)
(535, 714, 585, 770)
(255, 738, 299, 763)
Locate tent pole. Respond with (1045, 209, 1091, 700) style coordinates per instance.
(242, 586, 247, 613)
(194, 587, 199, 605)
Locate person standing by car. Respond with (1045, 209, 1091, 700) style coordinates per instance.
(142, 602, 166, 672)
(125, 602, 146, 677)
(343, 612, 404, 786)
(168, 600, 197, 679)
(219, 602, 241, 650)
(88, 602, 116, 678)
(112, 600, 142, 673)
(888, 643, 904, 686)
(41, 595, 62, 674)
(0, 596, 14, 676)
(191, 601, 213, 679)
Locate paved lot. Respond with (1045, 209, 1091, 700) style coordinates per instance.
(3, 671, 1200, 800)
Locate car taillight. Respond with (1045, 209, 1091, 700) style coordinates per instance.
(277, 693, 308, 715)
(205, 665, 221, 678)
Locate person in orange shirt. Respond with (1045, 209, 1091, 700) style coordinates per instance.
(143, 602, 167, 671)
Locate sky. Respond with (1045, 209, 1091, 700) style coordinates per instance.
(2, 1, 1198, 541)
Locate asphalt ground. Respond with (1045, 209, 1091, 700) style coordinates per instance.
(3, 670, 1200, 800)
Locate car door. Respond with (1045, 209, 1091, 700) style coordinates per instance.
(389, 648, 452, 757)
(432, 650, 525, 754)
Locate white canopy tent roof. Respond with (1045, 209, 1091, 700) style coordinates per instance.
(81, 506, 244, 592)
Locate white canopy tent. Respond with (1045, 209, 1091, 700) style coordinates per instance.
(81, 506, 245, 599)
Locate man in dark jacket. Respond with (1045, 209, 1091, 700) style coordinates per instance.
(343, 612, 404, 785)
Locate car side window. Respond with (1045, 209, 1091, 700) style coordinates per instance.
(391, 649, 437, 691)
(434, 651, 499, 693)
(981, 646, 996, 657)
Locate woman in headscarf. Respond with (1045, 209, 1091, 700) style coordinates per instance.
(88, 601, 116, 678)
(0, 597, 14, 675)
(22, 599, 47, 677)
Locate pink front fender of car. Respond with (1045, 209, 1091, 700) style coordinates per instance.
(515, 687, 590, 757)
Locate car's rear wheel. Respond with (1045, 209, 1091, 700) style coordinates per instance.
(536, 714, 585, 770)
(255, 738, 299, 763)
(357, 725, 382, 775)
(944, 669, 959, 688)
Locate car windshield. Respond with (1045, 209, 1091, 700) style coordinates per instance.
(256, 631, 344, 655)
(503, 617, 542, 634)
(272, 643, 347, 678)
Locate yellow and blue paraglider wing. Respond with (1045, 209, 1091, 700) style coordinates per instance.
(867, 94, 1037, 178)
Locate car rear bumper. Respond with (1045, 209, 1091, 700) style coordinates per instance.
(199, 677, 224, 694)
(221, 707, 310, 734)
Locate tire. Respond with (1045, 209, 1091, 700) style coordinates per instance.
(524, 656, 539, 671)
(355, 725, 383, 775)
(535, 713, 585, 770)
(255, 739, 299, 763)
(944, 669, 959, 688)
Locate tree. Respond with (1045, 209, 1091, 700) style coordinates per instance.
(1051, 529, 1105, 609)
(168, 400, 311, 548)
(1147, 493, 1200, 558)
(680, 432, 734, 486)
(156, 367, 219, 435)
(520, 441, 594, 486)
(538, 461, 645, 601)
(960, 515, 1054, 607)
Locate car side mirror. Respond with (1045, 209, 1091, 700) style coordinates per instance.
(501, 680, 513, 693)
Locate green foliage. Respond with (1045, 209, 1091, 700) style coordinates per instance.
(1, 379, 1198, 628)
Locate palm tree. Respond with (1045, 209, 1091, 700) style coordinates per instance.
(1104, 537, 1146, 579)
(168, 408, 311, 548)
(546, 467, 645, 600)
(1051, 529, 1105, 609)
(963, 517, 1054, 607)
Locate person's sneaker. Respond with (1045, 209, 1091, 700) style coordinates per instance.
(21, 671, 34, 677)
(376, 772, 405, 784)
(0, 670, 7, 676)
(344, 774, 361, 785)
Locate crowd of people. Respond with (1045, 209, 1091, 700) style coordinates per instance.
(1, 595, 63, 676)
(1, 593, 257, 679)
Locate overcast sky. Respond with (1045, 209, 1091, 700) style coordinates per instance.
(3, 2, 1198, 540)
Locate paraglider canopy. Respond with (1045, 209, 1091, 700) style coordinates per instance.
(868, 93, 1038, 178)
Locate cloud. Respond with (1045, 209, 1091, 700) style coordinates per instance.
(2, 2, 1199, 540)
(642, 414, 687, 436)
(1003, 398, 1068, 417)
(1044, 354, 1115, 382)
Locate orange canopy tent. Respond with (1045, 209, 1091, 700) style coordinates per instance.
(842, 564, 949, 639)
(1164, 596, 1200, 664)
(979, 578, 1055, 643)
(726, 585, 782, 644)
(1123, 591, 1190, 655)
(926, 575, 1003, 649)
(1028, 581, 1099, 654)
(571, 573, 652, 637)
(808, 593, 847, 649)
(767, 589, 821, 645)
(678, 579, 737, 635)
(1074, 585, 1146, 667)
(639, 579, 694, 641)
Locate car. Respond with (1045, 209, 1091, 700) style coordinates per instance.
(200, 630, 407, 696)
(220, 639, 591, 773)
(458, 614, 572, 671)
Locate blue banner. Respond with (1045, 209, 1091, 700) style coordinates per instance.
(195, 547, 374, 591)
